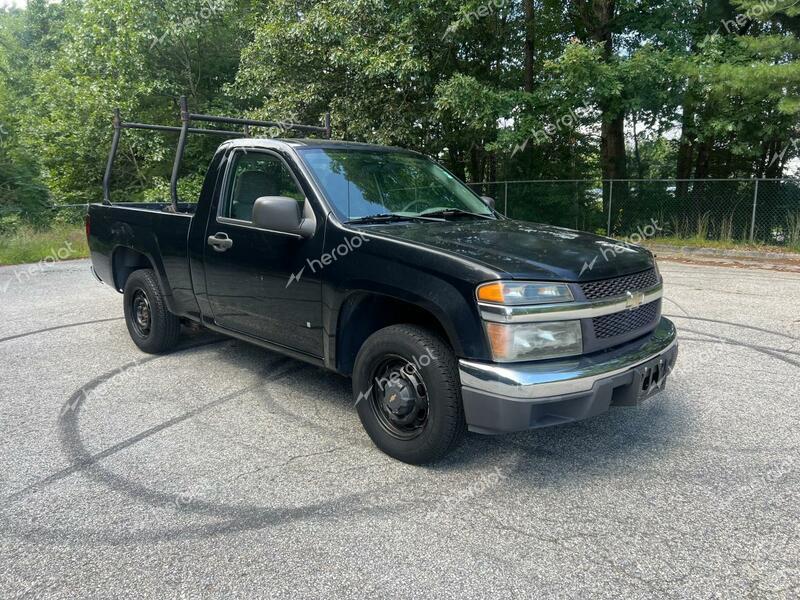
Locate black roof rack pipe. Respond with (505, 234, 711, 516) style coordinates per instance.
(102, 108, 122, 205)
(169, 95, 190, 212)
(189, 111, 330, 136)
(189, 109, 332, 137)
(104, 96, 331, 211)
(123, 122, 246, 137)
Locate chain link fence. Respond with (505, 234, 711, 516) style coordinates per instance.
(24, 178, 800, 250)
(469, 178, 800, 249)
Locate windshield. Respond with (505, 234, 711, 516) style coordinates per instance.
(297, 148, 495, 221)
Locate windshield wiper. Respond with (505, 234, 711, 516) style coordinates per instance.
(346, 213, 445, 224)
(419, 208, 496, 220)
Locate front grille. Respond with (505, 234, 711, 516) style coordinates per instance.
(580, 269, 659, 300)
(592, 301, 660, 339)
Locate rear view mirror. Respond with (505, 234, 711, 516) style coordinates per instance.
(481, 196, 496, 211)
(252, 196, 315, 238)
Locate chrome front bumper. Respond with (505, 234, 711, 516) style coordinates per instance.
(458, 317, 678, 433)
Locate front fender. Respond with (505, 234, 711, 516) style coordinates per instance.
(322, 269, 491, 370)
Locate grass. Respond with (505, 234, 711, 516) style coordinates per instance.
(1, 223, 798, 266)
(0, 224, 89, 266)
(644, 235, 800, 255)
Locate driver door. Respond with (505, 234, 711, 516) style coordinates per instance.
(202, 149, 323, 358)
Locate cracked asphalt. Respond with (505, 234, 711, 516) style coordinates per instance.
(0, 258, 798, 599)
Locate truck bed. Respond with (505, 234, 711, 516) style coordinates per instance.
(87, 201, 199, 318)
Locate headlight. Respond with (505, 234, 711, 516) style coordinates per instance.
(485, 321, 583, 362)
(477, 281, 574, 305)
(653, 258, 661, 282)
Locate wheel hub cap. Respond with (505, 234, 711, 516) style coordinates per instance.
(383, 381, 416, 418)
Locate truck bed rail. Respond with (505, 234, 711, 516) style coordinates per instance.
(102, 96, 332, 212)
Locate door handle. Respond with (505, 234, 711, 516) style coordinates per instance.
(207, 232, 233, 252)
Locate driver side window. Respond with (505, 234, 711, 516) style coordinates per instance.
(222, 151, 305, 222)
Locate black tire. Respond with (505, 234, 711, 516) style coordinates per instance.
(123, 268, 181, 354)
(352, 324, 466, 464)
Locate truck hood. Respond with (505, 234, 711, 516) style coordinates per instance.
(362, 219, 655, 282)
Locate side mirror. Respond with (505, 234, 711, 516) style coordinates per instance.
(481, 196, 496, 211)
(252, 196, 315, 239)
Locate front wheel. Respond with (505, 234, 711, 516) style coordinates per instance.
(123, 268, 181, 354)
(352, 324, 466, 464)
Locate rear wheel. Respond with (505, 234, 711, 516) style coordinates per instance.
(123, 268, 181, 354)
(353, 324, 466, 464)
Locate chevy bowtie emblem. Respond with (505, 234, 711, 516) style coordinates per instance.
(625, 290, 645, 311)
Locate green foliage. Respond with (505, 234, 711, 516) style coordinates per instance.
(0, 0, 798, 233)
(0, 7, 50, 226)
(3, 0, 251, 213)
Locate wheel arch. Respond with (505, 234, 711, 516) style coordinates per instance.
(111, 246, 178, 314)
(333, 291, 463, 376)
(112, 246, 154, 292)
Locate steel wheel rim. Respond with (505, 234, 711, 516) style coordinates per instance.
(368, 354, 429, 441)
(131, 289, 152, 337)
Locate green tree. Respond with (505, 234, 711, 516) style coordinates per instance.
(1, 0, 799, 234)
(0, 3, 52, 230)
(12, 0, 251, 206)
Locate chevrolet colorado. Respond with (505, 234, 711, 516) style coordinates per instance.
(87, 100, 678, 464)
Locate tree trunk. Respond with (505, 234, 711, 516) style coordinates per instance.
(469, 144, 483, 183)
(675, 101, 696, 197)
(523, 0, 535, 93)
(572, 0, 627, 213)
(448, 147, 466, 181)
(693, 139, 711, 180)
(632, 114, 643, 180)
(600, 109, 627, 215)
(601, 112, 626, 181)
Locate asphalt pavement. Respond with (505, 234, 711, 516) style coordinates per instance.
(0, 258, 798, 599)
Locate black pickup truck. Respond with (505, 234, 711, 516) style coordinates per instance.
(88, 101, 677, 463)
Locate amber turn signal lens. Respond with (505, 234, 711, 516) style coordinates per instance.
(484, 322, 514, 361)
(477, 282, 504, 303)
(477, 281, 574, 305)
